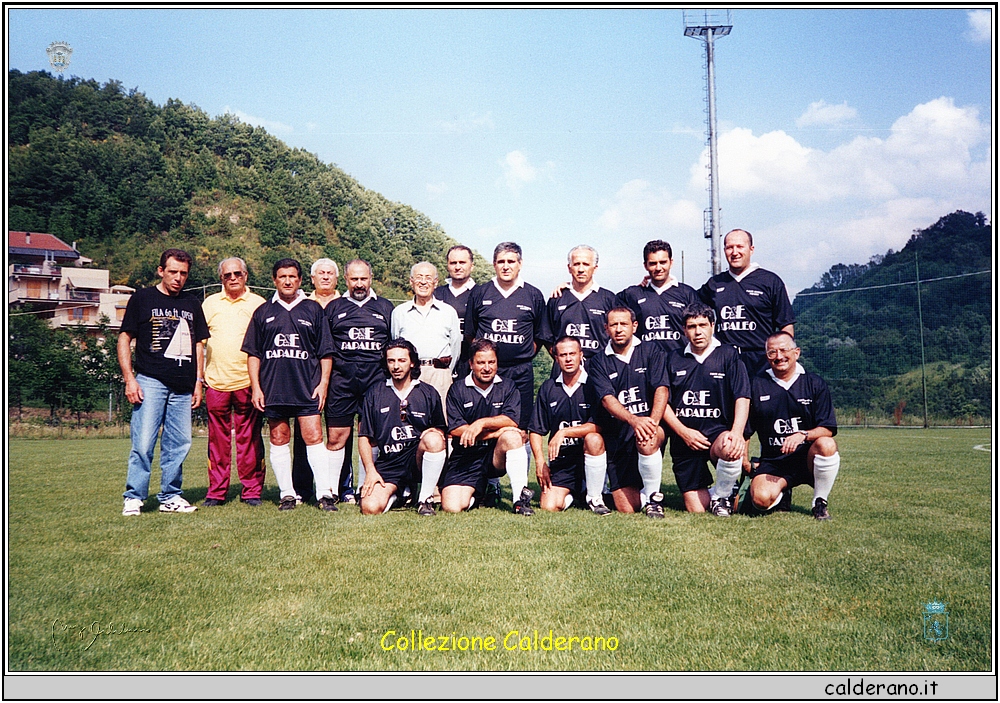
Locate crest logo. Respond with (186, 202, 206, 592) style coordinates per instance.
(46, 41, 73, 73)
(922, 601, 949, 642)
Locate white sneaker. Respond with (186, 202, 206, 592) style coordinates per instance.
(159, 496, 197, 513)
(122, 498, 143, 516)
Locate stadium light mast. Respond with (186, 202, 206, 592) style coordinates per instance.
(684, 9, 732, 276)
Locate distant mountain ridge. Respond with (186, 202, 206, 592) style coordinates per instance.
(7, 69, 490, 297)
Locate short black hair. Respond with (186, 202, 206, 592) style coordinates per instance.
(606, 305, 637, 323)
(447, 245, 474, 261)
(159, 248, 193, 269)
(642, 240, 672, 262)
(468, 338, 498, 360)
(272, 258, 302, 278)
(381, 338, 421, 379)
(681, 301, 716, 325)
(553, 335, 583, 352)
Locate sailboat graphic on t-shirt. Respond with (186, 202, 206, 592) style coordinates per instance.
(163, 317, 192, 365)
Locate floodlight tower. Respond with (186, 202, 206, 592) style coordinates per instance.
(684, 9, 732, 275)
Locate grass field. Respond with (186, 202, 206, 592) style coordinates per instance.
(6, 429, 993, 671)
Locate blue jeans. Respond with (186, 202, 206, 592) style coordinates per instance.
(124, 374, 193, 503)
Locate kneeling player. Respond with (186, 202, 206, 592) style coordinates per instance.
(440, 339, 533, 515)
(663, 302, 750, 517)
(589, 307, 668, 517)
(529, 336, 609, 514)
(745, 332, 839, 520)
(357, 339, 448, 516)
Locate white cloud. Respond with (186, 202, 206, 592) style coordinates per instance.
(796, 100, 858, 128)
(426, 182, 448, 198)
(597, 179, 702, 232)
(966, 9, 991, 43)
(697, 97, 988, 204)
(222, 107, 293, 134)
(438, 112, 495, 134)
(500, 150, 545, 193)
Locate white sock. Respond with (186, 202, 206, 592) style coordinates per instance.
(306, 444, 333, 500)
(269, 442, 294, 498)
(506, 448, 529, 499)
(327, 447, 345, 498)
(382, 493, 396, 514)
(584, 452, 608, 504)
(563, 493, 574, 511)
(418, 450, 447, 503)
(812, 452, 840, 505)
(637, 451, 663, 505)
(467, 495, 476, 510)
(766, 492, 783, 511)
(712, 458, 742, 501)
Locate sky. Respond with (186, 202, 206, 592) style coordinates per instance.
(6, 7, 994, 297)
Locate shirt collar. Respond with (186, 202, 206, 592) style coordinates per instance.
(604, 336, 640, 364)
(649, 277, 679, 294)
(569, 283, 600, 301)
(556, 368, 589, 395)
(728, 262, 761, 283)
(464, 372, 503, 398)
(447, 278, 476, 295)
(683, 336, 722, 363)
(385, 377, 420, 399)
(347, 290, 377, 307)
(404, 297, 441, 312)
(223, 289, 251, 303)
(271, 290, 307, 311)
(492, 277, 525, 298)
(767, 362, 805, 390)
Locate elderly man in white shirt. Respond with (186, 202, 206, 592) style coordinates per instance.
(391, 261, 462, 408)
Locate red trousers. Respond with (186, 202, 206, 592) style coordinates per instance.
(206, 386, 265, 500)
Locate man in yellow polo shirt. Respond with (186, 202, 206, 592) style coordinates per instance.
(202, 257, 267, 506)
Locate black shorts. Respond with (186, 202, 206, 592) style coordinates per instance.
(440, 441, 498, 495)
(669, 429, 724, 493)
(499, 361, 534, 429)
(264, 404, 321, 420)
(370, 443, 419, 489)
(753, 445, 814, 488)
(547, 448, 584, 493)
(605, 439, 641, 492)
(326, 363, 385, 425)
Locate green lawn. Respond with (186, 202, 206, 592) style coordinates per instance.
(7, 429, 992, 671)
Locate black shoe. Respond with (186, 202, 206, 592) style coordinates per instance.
(417, 500, 436, 516)
(513, 488, 534, 516)
(241, 498, 262, 507)
(644, 492, 665, 519)
(483, 482, 501, 508)
(278, 496, 297, 511)
(339, 493, 357, 505)
(318, 496, 339, 512)
(776, 488, 792, 512)
(587, 498, 612, 516)
(202, 498, 225, 507)
(710, 496, 732, 518)
(812, 497, 831, 521)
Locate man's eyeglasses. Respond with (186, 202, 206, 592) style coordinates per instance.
(766, 347, 799, 360)
(222, 271, 245, 280)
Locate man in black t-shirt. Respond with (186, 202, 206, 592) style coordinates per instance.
(540, 245, 617, 363)
(243, 259, 334, 511)
(118, 248, 210, 516)
(357, 339, 448, 516)
(744, 332, 840, 520)
(435, 244, 477, 374)
(663, 302, 750, 517)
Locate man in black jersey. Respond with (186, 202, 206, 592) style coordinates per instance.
(698, 229, 795, 378)
(529, 336, 609, 514)
(440, 339, 533, 515)
(465, 242, 547, 506)
(243, 259, 334, 511)
(617, 240, 701, 354)
(435, 245, 477, 374)
(357, 339, 448, 516)
(324, 259, 396, 505)
(589, 307, 668, 518)
(744, 332, 840, 520)
(540, 245, 617, 363)
(663, 302, 750, 517)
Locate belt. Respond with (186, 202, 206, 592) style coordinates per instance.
(420, 357, 452, 369)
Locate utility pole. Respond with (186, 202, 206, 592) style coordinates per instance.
(684, 10, 732, 275)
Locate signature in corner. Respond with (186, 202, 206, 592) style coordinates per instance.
(51, 619, 152, 650)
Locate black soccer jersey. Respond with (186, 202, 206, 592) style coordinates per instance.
(748, 368, 837, 460)
(665, 341, 751, 441)
(446, 374, 521, 451)
(540, 287, 618, 358)
(358, 380, 446, 476)
(698, 267, 795, 352)
(589, 339, 667, 445)
(616, 282, 700, 353)
(529, 373, 599, 470)
(325, 294, 395, 367)
(242, 296, 334, 407)
(435, 283, 474, 336)
(465, 280, 547, 365)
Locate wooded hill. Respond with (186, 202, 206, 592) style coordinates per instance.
(8, 69, 491, 298)
(793, 210, 991, 421)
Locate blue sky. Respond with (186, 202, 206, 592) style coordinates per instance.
(7, 8, 993, 296)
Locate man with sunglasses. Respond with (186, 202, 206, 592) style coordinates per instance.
(202, 257, 267, 506)
(743, 332, 840, 520)
(357, 339, 448, 516)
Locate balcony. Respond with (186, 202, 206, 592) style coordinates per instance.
(11, 263, 62, 278)
(67, 289, 101, 302)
